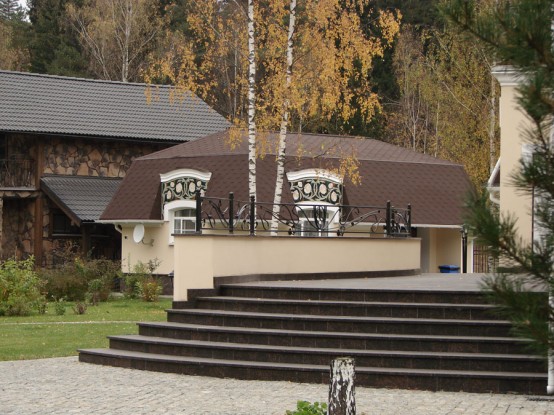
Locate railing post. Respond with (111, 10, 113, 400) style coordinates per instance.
(385, 200, 391, 237)
(195, 190, 202, 234)
(407, 203, 412, 234)
(249, 195, 255, 236)
(228, 192, 234, 234)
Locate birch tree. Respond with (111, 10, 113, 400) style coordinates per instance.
(146, 1, 399, 206)
(264, 0, 399, 231)
(269, 0, 296, 232)
(67, 0, 163, 82)
(246, 0, 256, 199)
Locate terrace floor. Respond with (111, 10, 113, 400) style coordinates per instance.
(232, 272, 546, 292)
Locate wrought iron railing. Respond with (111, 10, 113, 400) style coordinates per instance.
(0, 158, 35, 188)
(193, 191, 411, 237)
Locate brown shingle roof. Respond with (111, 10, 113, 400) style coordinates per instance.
(102, 131, 471, 226)
(139, 130, 455, 164)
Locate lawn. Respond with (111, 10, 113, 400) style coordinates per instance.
(0, 297, 172, 361)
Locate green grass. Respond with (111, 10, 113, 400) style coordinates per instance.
(0, 297, 172, 361)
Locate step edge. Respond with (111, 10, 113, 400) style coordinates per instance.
(109, 334, 544, 361)
(139, 321, 529, 342)
(78, 349, 547, 379)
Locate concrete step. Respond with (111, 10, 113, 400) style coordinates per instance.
(194, 296, 497, 320)
(166, 309, 513, 337)
(78, 348, 547, 395)
(108, 334, 546, 373)
(138, 321, 530, 355)
(219, 285, 488, 304)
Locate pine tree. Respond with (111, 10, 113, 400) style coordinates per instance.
(27, 0, 88, 76)
(0, 0, 22, 20)
(442, 0, 554, 358)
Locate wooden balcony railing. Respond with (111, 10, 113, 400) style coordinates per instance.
(0, 158, 35, 188)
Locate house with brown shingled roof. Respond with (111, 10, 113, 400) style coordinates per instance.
(101, 130, 472, 278)
(0, 70, 230, 265)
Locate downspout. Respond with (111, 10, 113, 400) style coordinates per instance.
(547, 6, 554, 396)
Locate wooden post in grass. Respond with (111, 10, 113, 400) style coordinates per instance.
(328, 357, 356, 415)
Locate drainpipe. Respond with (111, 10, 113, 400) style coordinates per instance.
(545, 194, 552, 394)
(461, 225, 468, 274)
(540, 142, 554, 395)
(546, 5, 554, 395)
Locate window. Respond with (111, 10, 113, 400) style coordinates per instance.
(164, 200, 197, 244)
(298, 208, 328, 237)
(160, 169, 211, 245)
(296, 205, 339, 237)
(174, 208, 196, 235)
(52, 210, 80, 236)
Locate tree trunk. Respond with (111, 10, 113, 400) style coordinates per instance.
(270, 0, 296, 234)
(328, 357, 356, 415)
(247, 0, 257, 201)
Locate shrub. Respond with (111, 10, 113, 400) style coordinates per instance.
(54, 297, 66, 315)
(72, 301, 87, 315)
(137, 277, 162, 302)
(39, 266, 89, 301)
(39, 246, 121, 302)
(123, 259, 162, 302)
(86, 278, 107, 305)
(285, 401, 327, 415)
(76, 258, 120, 302)
(123, 273, 141, 299)
(37, 298, 48, 315)
(0, 257, 45, 316)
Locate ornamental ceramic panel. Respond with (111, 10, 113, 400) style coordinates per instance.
(162, 177, 208, 208)
(289, 178, 343, 204)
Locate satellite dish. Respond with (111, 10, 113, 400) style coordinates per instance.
(133, 224, 145, 244)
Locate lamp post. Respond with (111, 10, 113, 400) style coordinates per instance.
(461, 225, 468, 274)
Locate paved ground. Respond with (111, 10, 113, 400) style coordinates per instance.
(238, 273, 547, 292)
(0, 357, 552, 415)
(237, 273, 489, 291)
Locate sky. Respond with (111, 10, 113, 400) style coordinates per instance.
(18, 1, 27, 9)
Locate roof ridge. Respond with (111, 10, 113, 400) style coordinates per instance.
(41, 175, 123, 181)
(0, 69, 182, 90)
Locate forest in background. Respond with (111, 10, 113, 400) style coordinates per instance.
(0, 0, 498, 187)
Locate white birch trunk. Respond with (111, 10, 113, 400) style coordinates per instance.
(328, 357, 356, 415)
(270, 0, 296, 234)
(121, 0, 131, 83)
(247, 0, 257, 201)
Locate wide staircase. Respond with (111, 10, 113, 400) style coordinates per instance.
(79, 280, 547, 395)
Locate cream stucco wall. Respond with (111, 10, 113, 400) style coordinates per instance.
(493, 68, 533, 242)
(120, 223, 174, 275)
(173, 235, 421, 301)
(118, 221, 453, 281)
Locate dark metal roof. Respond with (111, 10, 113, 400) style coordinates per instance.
(0, 70, 230, 142)
(102, 131, 472, 226)
(41, 176, 123, 225)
